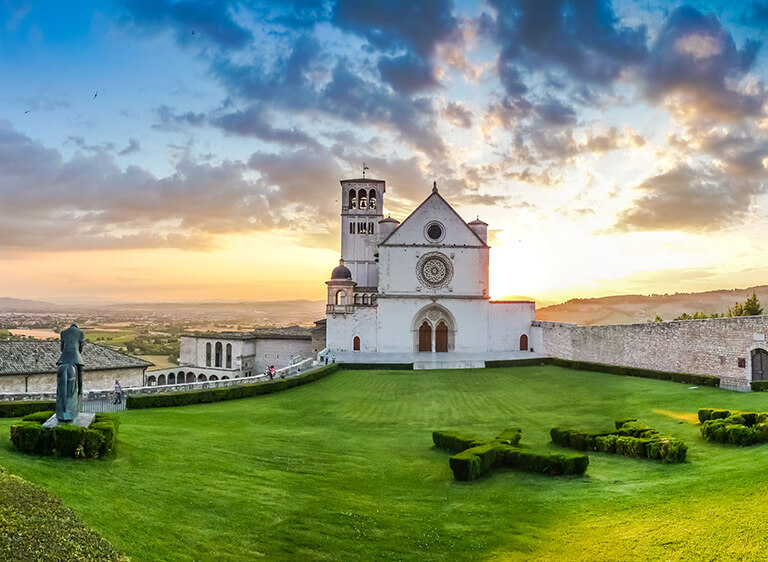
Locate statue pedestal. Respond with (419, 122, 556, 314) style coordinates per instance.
(43, 412, 95, 429)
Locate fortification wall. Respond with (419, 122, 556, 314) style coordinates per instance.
(534, 316, 768, 390)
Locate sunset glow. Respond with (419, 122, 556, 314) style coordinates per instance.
(2, 1, 767, 304)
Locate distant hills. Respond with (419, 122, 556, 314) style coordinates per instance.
(536, 285, 768, 325)
(0, 297, 62, 312)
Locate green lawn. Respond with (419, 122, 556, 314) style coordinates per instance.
(2, 366, 768, 561)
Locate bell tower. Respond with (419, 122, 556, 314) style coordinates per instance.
(340, 176, 385, 288)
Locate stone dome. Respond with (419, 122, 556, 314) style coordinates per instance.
(330, 259, 352, 280)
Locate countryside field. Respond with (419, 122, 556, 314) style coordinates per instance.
(2, 366, 768, 561)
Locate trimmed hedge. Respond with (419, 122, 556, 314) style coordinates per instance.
(127, 364, 340, 409)
(22, 410, 55, 423)
(10, 414, 119, 458)
(0, 401, 56, 418)
(752, 381, 768, 392)
(699, 408, 768, 446)
(550, 358, 720, 387)
(340, 363, 414, 370)
(433, 427, 587, 481)
(550, 419, 687, 463)
(485, 358, 554, 369)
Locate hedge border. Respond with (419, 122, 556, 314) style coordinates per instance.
(0, 401, 57, 419)
(10, 413, 119, 458)
(485, 358, 554, 368)
(698, 408, 768, 446)
(751, 381, 768, 392)
(550, 358, 720, 387)
(126, 364, 340, 409)
(550, 419, 688, 463)
(339, 363, 414, 370)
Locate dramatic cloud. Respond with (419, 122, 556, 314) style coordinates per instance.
(442, 101, 473, 128)
(487, 0, 647, 96)
(643, 6, 763, 125)
(614, 163, 761, 232)
(211, 104, 320, 148)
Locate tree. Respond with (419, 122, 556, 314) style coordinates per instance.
(743, 292, 764, 316)
(653, 315, 663, 322)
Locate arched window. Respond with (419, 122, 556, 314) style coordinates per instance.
(349, 189, 356, 209)
(209, 375, 219, 381)
(362, 294, 369, 305)
(186, 372, 195, 384)
(353, 336, 361, 351)
(520, 334, 529, 351)
(206, 343, 211, 366)
(215, 342, 222, 367)
(222, 376, 230, 380)
(359, 188, 367, 208)
(369, 189, 377, 209)
(349, 222, 354, 234)
(335, 290, 345, 305)
(354, 294, 361, 305)
(147, 375, 156, 386)
(168, 373, 176, 384)
(226, 343, 232, 368)
(158, 374, 166, 385)
(198, 374, 207, 382)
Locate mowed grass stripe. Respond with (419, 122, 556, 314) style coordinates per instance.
(1, 367, 768, 560)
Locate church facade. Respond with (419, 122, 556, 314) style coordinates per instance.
(324, 178, 534, 357)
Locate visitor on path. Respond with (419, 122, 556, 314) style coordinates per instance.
(113, 379, 122, 405)
(269, 365, 275, 379)
(324, 353, 329, 366)
(331, 354, 336, 364)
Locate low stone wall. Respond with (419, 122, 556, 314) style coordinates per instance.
(533, 316, 768, 391)
(0, 358, 316, 402)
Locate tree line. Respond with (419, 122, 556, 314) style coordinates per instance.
(652, 292, 764, 322)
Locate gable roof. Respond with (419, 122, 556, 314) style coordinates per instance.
(0, 341, 153, 376)
(379, 189, 488, 247)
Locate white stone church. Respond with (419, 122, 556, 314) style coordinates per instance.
(324, 177, 536, 367)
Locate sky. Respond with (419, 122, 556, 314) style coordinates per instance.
(2, 0, 768, 305)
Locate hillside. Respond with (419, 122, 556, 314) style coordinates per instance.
(0, 297, 61, 312)
(536, 285, 768, 325)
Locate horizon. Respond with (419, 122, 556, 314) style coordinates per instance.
(2, 1, 768, 304)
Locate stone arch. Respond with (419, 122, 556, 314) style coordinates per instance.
(206, 342, 212, 366)
(358, 188, 367, 208)
(209, 375, 219, 381)
(348, 189, 356, 209)
(198, 374, 207, 382)
(168, 373, 176, 384)
(226, 343, 232, 368)
(354, 293, 361, 305)
(186, 372, 196, 384)
(215, 342, 222, 367)
(368, 189, 377, 209)
(353, 336, 361, 351)
(158, 374, 166, 385)
(222, 376, 230, 380)
(362, 294, 369, 305)
(412, 304, 456, 352)
(147, 375, 156, 386)
(520, 334, 529, 351)
(335, 290, 346, 305)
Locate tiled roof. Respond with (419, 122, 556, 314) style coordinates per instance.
(184, 326, 312, 341)
(0, 341, 153, 375)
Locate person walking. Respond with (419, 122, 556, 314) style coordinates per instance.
(113, 379, 122, 405)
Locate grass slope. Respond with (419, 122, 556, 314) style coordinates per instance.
(2, 366, 768, 560)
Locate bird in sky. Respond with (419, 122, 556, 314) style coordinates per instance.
(93, 91, 98, 100)
(24, 110, 30, 114)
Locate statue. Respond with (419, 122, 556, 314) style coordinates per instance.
(55, 323, 84, 422)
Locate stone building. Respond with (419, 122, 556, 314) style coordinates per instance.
(323, 178, 534, 365)
(177, 327, 313, 379)
(0, 340, 152, 392)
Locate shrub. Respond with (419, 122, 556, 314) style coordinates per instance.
(432, 431, 485, 454)
(127, 364, 340, 409)
(22, 410, 55, 423)
(82, 429, 105, 459)
(552, 420, 686, 463)
(494, 427, 522, 446)
(9, 415, 119, 459)
(10, 422, 43, 454)
(52, 425, 83, 457)
(751, 381, 768, 392)
(0, 401, 56, 418)
(700, 409, 768, 447)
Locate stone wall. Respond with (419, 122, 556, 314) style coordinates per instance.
(0, 367, 146, 394)
(533, 316, 768, 390)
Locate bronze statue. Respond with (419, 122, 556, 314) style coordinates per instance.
(56, 323, 84, 421)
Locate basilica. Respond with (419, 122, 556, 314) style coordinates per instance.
(324, 177, 535, 364)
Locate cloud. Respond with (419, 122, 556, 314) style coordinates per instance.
(118, 138, 141, 156)
(514, 125, 646, 164)
(333, 0, 461, 95)
(119, 0, 252, 49)
(643, 6, 763, 125)
(153, 105, 207, 132)
(442, 101, 473, 128)
(0, 120, 346, 251)
(211, 104, 320, 148)
(487, 0, 647, 97)
(614, 163, 761, 232)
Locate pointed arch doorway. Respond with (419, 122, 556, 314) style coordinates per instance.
(413, 305, 456, 353)
(753, 348, 768, 381)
